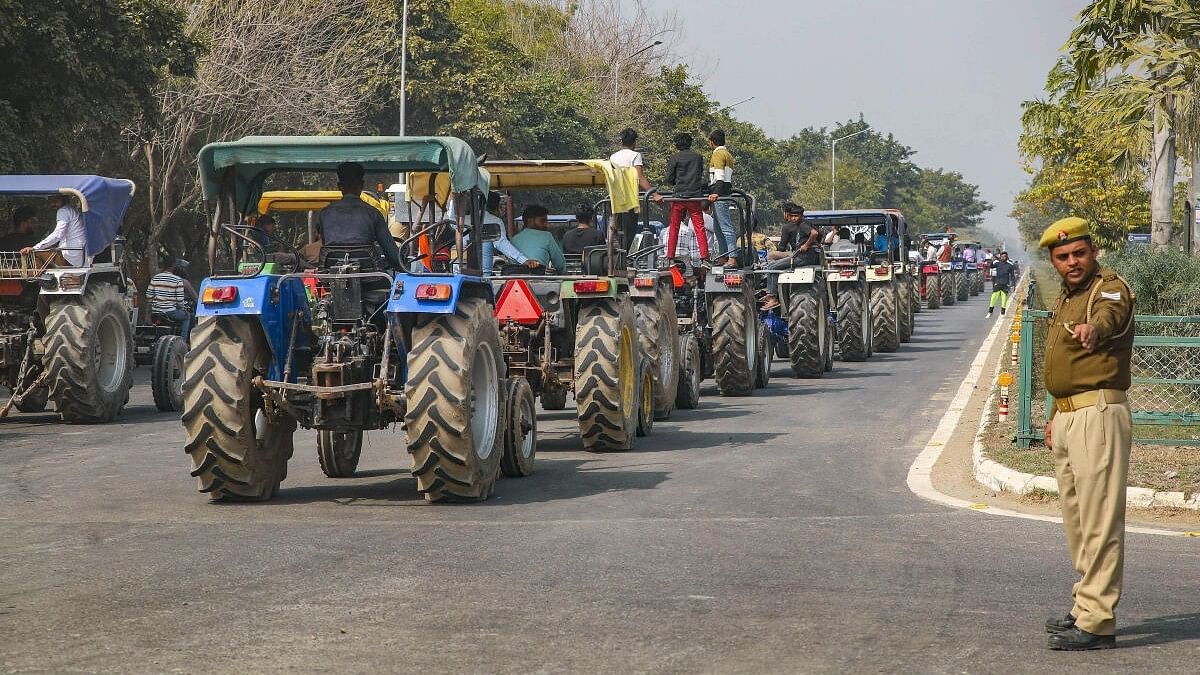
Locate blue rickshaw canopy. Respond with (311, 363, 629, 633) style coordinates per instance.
(0, 174, 136, 257)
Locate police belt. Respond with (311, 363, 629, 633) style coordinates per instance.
(1053, 389, 1127, 413)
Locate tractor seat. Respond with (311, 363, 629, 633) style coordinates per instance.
(582, 245, 625, 276)
(321, 245, 380, 271)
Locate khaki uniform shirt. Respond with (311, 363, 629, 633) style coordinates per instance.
(1044, 265, 1135, 399)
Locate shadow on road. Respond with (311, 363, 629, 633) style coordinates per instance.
(1118, 612, 1200, 648)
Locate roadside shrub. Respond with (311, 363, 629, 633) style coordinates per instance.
(1102, 248, 1200, 316)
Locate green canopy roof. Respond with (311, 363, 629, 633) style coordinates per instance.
(197, 135, 487, 211)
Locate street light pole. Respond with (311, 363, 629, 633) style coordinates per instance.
(830, 126, 870, 210)
(614, 40, 663, 102)
(399, 0, 409, 136)
(718, 96, 755, 114)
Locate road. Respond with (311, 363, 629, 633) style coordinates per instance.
(2, 293, 1197, 674)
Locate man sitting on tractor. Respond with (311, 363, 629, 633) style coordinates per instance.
(562, 203, 605, 255)
(21, 194, 85, 266)
(511, 204, 566, 272)
(0, 206, 38, 251)
(146, 256, 197, 336)
(759, 202, 819, 311)
(317, 162, 404, 271)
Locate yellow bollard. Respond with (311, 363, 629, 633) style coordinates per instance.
(997, 372, 1013, 421)
(1011, 331, 1020, 366)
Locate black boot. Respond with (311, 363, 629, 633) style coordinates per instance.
(1047, 626, 1115, 651)
(1045, 613, 1075, 633)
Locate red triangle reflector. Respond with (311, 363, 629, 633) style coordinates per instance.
(670, 266, 685, 288)
(494, 279, 543, 324)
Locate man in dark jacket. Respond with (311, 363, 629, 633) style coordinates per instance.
(654, 132, 710, 262)
(318, 162, 404, 271)
(986, 250, 1015, 317)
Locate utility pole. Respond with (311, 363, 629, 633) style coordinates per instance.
(830, 126, 870, 210)
(614, 40, 662, 102)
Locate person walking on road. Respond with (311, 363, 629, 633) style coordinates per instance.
(1039, 216, 1135, 651)
(985, 250, 1015, 318)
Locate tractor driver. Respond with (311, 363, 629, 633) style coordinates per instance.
(758, 202, 818, 311)
(317, 162, 404, 271)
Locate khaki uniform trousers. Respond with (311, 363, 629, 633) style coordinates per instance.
(1049, 391, 1132, 636)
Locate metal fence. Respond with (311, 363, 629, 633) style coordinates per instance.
(1016, 309, 1200, 447)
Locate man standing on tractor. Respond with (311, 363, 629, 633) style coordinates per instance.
(610, 128, 652, 249)
(511, 204, 566, 272)
(1039, 216, 1135, 651)
(707, 129, 737, 265)
(985, 250, 1015, 318)
(654, 132, 710, 263)
(317, 162, 404, 271)
(759, 202, 818, 311)
(146, 256, 197, 337)
(21, 194, 85, 266)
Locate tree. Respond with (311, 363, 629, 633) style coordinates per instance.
(903, 169, 992, 234)
(0, 0, 198, 172)
(793, 157, 882, 211)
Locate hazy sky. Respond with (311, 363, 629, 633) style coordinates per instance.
(639, 0, 1083, 245)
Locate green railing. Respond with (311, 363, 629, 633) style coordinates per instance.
(1016, 311, 1200, 448)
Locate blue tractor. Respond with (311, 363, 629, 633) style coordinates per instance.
(183, 136, 523, 502)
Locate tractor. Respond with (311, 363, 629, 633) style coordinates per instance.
(482, 159, 663, 450)
(0, 175, 136, 421)
(924, 233, 959, 307)
(182, 135, 527, 502)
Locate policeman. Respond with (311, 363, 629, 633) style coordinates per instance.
(1039, 216, 1135, 651)
(318, 162, 404, 271)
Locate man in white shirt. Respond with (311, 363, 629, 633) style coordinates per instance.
(22, 195, 86, 266)
(610, 128, 653, 250)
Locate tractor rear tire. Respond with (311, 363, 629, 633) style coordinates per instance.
(317, 430, 362, 478)
(540, 384, 568, 411)
(575, 296, 638, 451)
(500, 377, 537, 478)
(675, 333, 701, 410)
(151, 335, 186, 412)
(754, 319, 771, 389)
(787, 281, 827, 378)
(926, 276, 941, 310)
(182, 316, 295, 501)
(43, 285, 134, 423)
(957, 273, 970, 302)
(941, 272, 956, 306)
(871, 282, 900, 353)
(634, 284, 680, 420)
(837, 284, 868, 362)
(636, 358, 654, 437)
(14, 386, 48, 413)
(898, 278, 913, 343)
(406, 297, 506, 501)
(711, 292, 756, 396)
(910, 274, 922, 314)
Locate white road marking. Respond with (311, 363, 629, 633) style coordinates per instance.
(904, 277, 1193, 539)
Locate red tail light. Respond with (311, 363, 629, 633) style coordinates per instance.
(722, 273, 743, 286)
(875, 266, 889, 275)
(573, 280, 610, 294)
(633, 276, 656, 288)
(415, 283, 452, 301)
(202, 286, 238, 304)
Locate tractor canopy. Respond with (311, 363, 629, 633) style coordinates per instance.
(0, 175, 135, 257)
(198, 136, 489, 214)
(484, 160, 641, 213)
(257, 190, 388, 218)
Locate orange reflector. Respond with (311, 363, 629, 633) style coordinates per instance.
(670, 267, 685, 288)
(633, 276, 656, 288)
(494, 279, 543, 324)
(202, 286, 238, 304)
(415, 283, 452, 301)
(573, 279, 610, 294)
(722, 273, 743, 286)
(0, 279, 24, 295)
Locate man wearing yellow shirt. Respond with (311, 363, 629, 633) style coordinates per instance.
(707, 130, 737, 265)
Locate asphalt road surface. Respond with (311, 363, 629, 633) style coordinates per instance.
(2, 294, 1197, 674)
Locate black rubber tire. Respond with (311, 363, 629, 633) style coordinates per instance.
(635, 358, 654, 437)
(575, 296, 638, 451)
(941, 272, 956, 306)
(957, 272, 970, 302)
(926, 275, 941, 310)
(910, 273, 923, 314)
(540, 384, 568, 411)
(754, 319, 771, 389)
(151, 335, 186, 412)
(182, 316, 295, 501)
(711, 292, 756, 396)
(43, 285, 134, 423)
(971, 271, 983, 295)
(500, 377, 537, 478)
(836, 283, 868, 362)
(675, 333, 701, 410)
(871, 282, 900, 353)
(317, 430, 362, 478)
(898, 278, 913, 343)
(14, 386, 48, 413)
(634, 284, 680, 421)
(786, 280, 826, 378)
(406, 297, 506, 501)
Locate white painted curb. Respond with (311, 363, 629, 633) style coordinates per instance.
(905, 276, 1197, 538)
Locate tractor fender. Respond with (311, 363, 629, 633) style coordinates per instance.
(777, 267, 817, 286)
(38, 264, 126, 296)
(195, 274, 310, 381)
(387, 273, 493, 315)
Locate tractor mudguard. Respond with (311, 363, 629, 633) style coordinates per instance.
(777, 267, 817, 285)
(196, 275, 310, 380)
(388, 273, 492, 315)
(627, 272, 660, 299)
(865, 264, 893, 282)
(703, 268, 749, 294)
